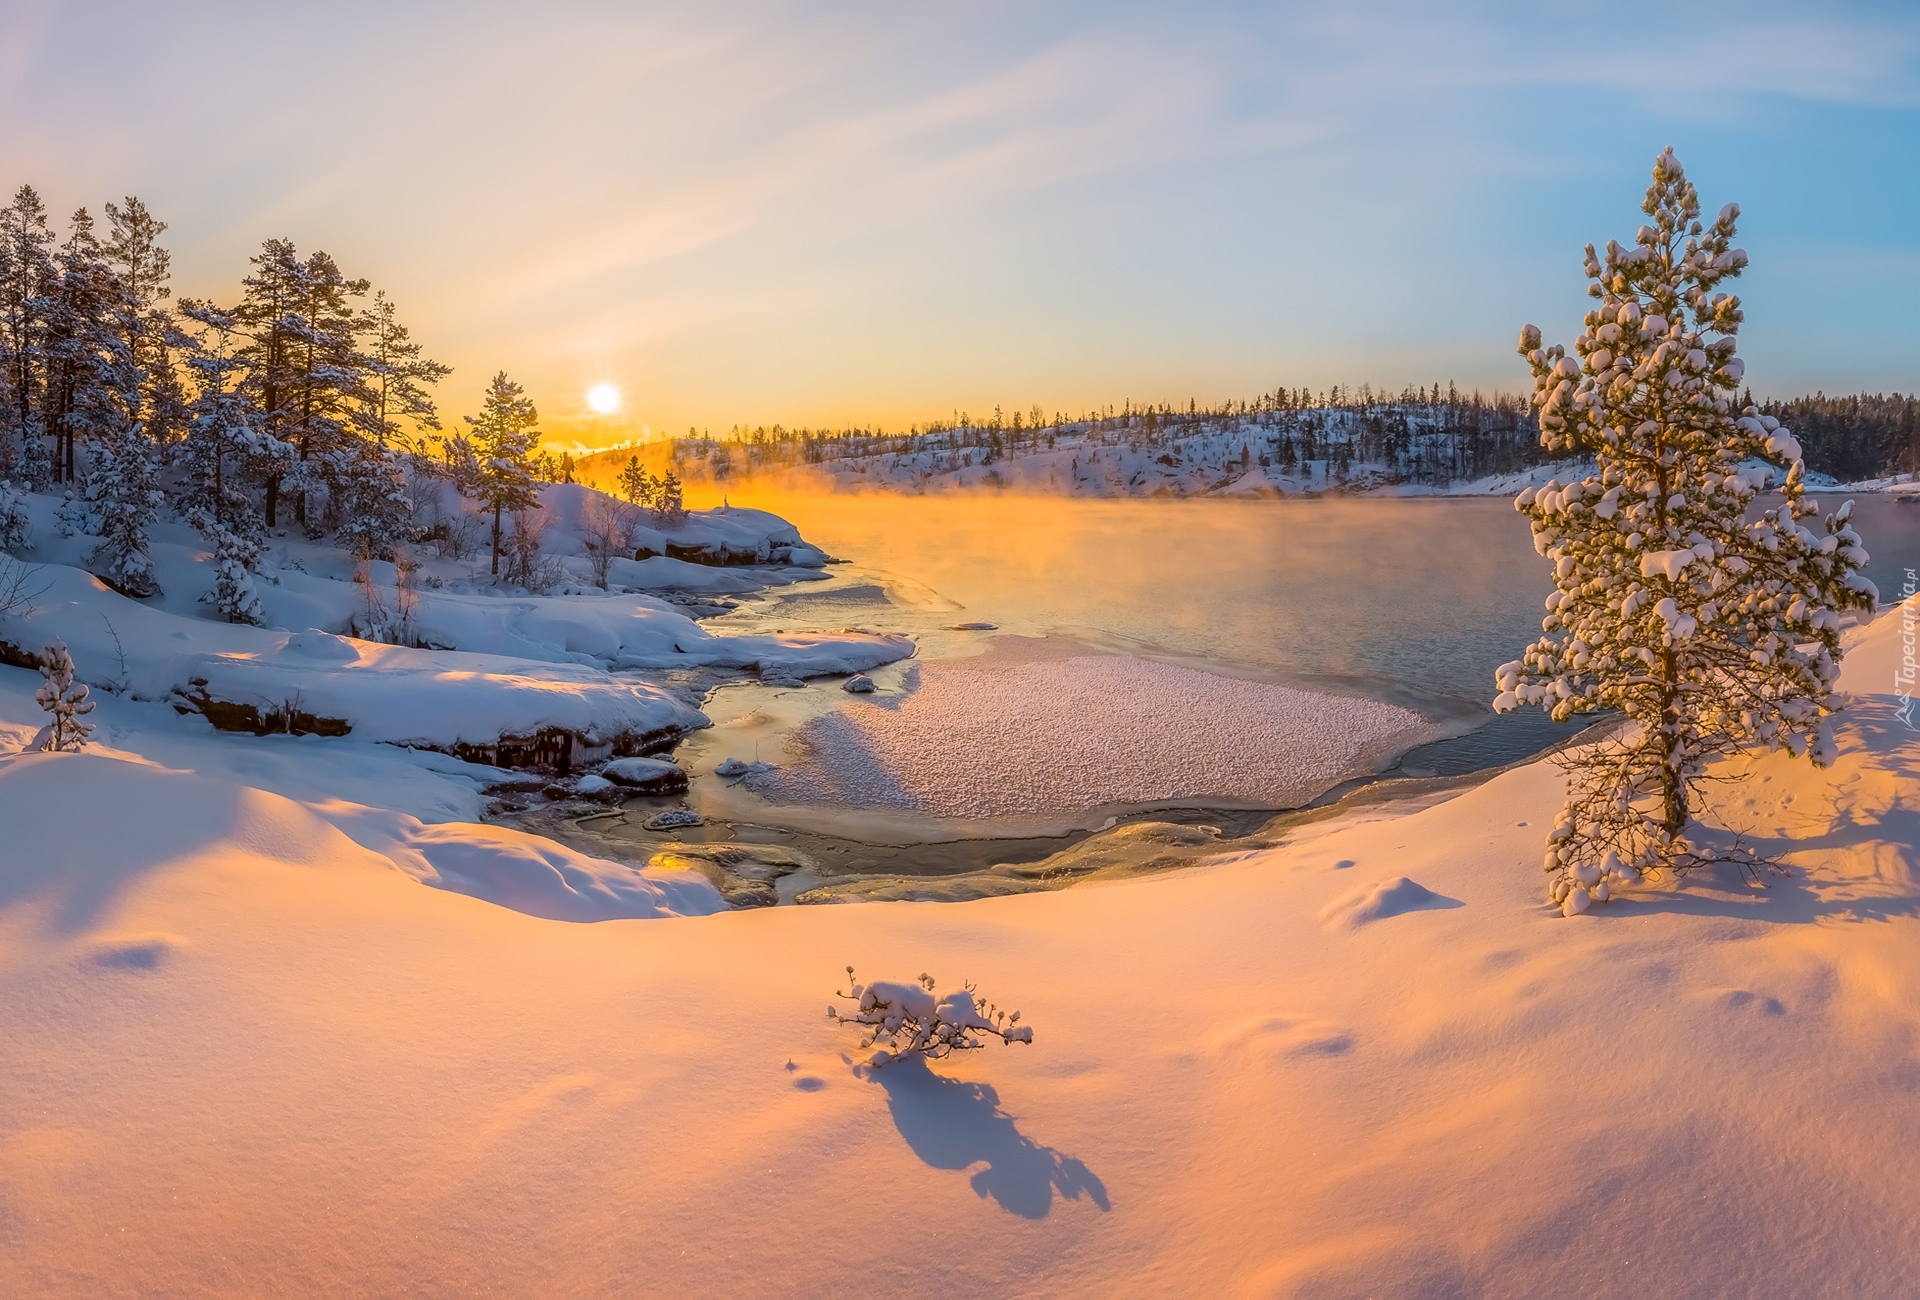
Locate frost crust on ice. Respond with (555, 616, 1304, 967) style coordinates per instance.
(761, 650, 1434, 817)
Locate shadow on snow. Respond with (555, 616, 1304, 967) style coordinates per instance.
(864, 1056, 1110, 1220)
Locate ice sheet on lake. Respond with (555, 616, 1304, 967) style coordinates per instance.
(756, 650, 1437, 817)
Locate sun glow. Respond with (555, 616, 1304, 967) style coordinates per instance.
(586, 383, 621, 414)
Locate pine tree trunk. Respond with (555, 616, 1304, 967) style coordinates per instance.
(491, 503, 501, 576)
(1659, 650, 1687, 835)
(265, 474, 279, 527)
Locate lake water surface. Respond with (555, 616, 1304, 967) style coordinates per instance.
(706, 491, 1920, 777)
(539, 491, 1920, 900)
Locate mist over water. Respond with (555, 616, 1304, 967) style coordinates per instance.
(726, 492, 1542, 694)
(711, 489, 1920, 777)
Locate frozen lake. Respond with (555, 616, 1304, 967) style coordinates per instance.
(712, 490, 1920, 778)
(533, 488, 1920, 899)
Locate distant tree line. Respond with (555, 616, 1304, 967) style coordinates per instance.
(0, 183, 567, 607)
(668, 380, 1918, 489)
(1752, 392, 1920, 481)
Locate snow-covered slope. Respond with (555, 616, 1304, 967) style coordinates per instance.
(3, 600, 1920, 1294)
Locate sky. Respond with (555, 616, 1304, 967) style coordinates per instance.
(2, 0, 1917, 451)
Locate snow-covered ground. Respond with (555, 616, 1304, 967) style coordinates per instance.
(0, 485, 910, 758)
(5, 514, 1920, 1296)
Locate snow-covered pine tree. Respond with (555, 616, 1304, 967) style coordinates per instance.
(103, 196, 186, 449)
(347, 290, 448, 555)
(618, 455, 656, 510)
(459, 371, 541, 575)
(34, 639, 94, 752)
(0, 185, 56, 485)
(235, 240, 369, 529)
(80, 328, 164, 597)
(654, 467, 685, 527)
(331, 437, 413, 557)
(44, 207, 128, 487)
(0, 480, 27, 551)
(233, 239, 301, 525)
(174, 299, 271, 542)
(204, 526, 265, 625)
(1494, 148, 1876, 914)
(357, 289, 449, 449)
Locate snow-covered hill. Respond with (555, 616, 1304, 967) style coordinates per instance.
(582, 397, 1570, 500)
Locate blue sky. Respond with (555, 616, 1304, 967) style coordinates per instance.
(2, 1, 1916, 446)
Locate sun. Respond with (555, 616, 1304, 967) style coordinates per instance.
(586, 383, 621, 414)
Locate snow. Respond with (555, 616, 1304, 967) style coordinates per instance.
(1316, 875, 1459, 930)
(1640, 548, 1698, 581)
(756, 644, 1437, 818)
(0, 491, 912, 754)
(10, 484, 1920, 1291)
(321, 797, 723, 921)
(7, 610, 1920, 1292)
(601, 756, 687, 790)
(1210, 464, 1288, 497)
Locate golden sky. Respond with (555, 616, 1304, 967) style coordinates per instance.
(4, 2, 1918, 452)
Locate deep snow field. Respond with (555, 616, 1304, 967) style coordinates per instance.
(5, 482, 1920, 1295)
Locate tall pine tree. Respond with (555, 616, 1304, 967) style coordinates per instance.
(0, 185, 56, 483)
(1496, 149, 1876, 914)
(235, 240, 369, 528)
(175, 298, 272, 541)
(103, 196, 184, 448)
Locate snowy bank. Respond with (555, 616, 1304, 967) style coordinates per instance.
(537, 484, 830, 567)
(0, 492, 912, 759)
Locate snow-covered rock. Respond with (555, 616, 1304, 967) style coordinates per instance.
(601, 756, 689, 794)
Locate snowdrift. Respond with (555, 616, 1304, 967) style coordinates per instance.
(0, 750, 724, 925)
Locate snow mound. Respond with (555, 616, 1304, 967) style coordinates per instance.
(191, 635, 708, 749)
(310, 803, 725, 922)
(605, 556, 766, 594)
(0, 751, 725, 927)
(1317, 876, 1461, 930)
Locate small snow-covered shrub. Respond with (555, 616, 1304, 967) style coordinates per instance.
(0, 481, 29, 552)
(55, 490, 90, 538)
(829, 967, 1032, 1068)
(34, 640, 94, 752)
